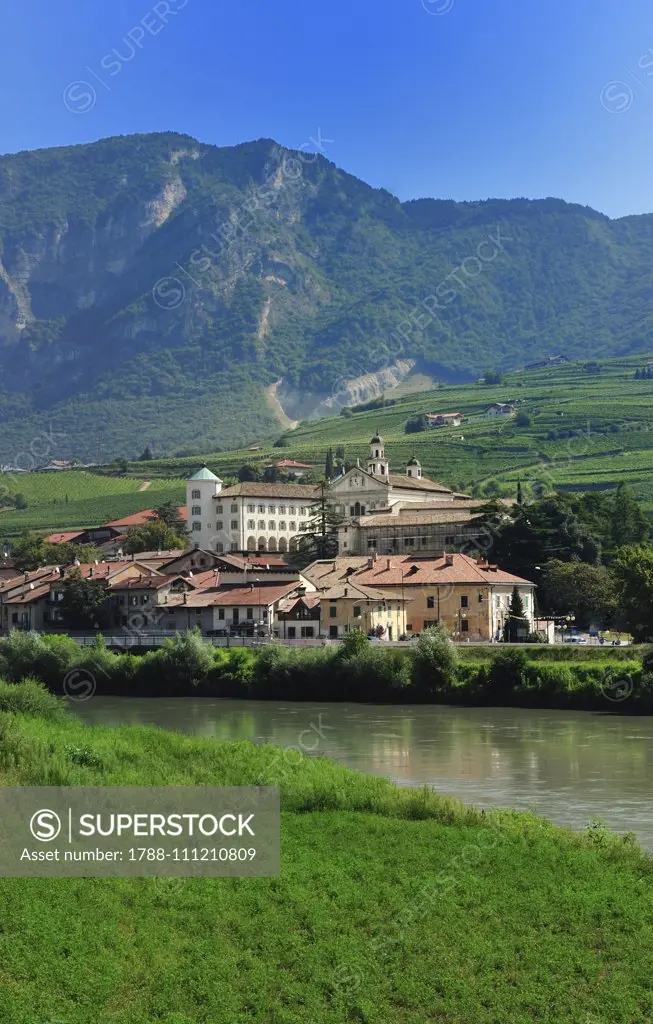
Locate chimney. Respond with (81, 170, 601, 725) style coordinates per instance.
(445, 554, 454, 566)
(367, 557, 374, 570)
(183, 593, 187, 604)
(386, 558, 391, 570)
(344, 586, 348, 596)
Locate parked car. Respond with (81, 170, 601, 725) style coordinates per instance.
(563, 636, 587, 644)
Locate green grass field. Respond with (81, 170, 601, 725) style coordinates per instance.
(0, 691, 651, 1023)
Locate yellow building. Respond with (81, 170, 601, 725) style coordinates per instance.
(319, 581, 411, 640)
(306, 553, 536, 642)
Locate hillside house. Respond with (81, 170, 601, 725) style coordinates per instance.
(425, 412, 463, 428)
(487, 403, 516, 417)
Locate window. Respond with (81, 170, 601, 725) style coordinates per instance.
(192, 521, 202, 532)
(231, 504, 238, 513)
(460, 595, 469, 609)
(278, 505, 286, 514)
(427, 596, 435, 609)
(215, 543, 224, 552)
(258, 504, 265, 513)
(329, 625, 338, 637)
(421, 537, 428, 546)
(329, 605, 337, 618)
(216, 505, 223, 514)
(216, 521, 223, 531)
(268, 505, 275, 514)
(445, 535, 455, 545)
(299, 507, 306, 516)
(247, 505, 255, 513)
(192, 489, 201, 500)
(353, 606, 361, 617)
(287, 626, 296, 639)
(248, 520, 255, 529)
(461, 619, 469, 632)
(246, 607, 253, 619)
(289, 506, 296, 515)
(231, 520, 238, 530)
(478, 592, 484, 603)
(289, 521, 296, 531)
(406, 624, 412, 632)
(268, 521, 275, 530)
(404, 538, 415, 547)
(218, 609, 225, 620)
(258, 520, 265, 529)
(192, 505, 201, 515)
(279, 521, 286, 531)
(367, 539, 376, 549)
(230, 542, 238, 551)
(301, 626, 314, 638)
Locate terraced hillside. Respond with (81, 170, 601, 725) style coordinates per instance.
(0, 472, 185, 541)
(139, 355, 653, 511)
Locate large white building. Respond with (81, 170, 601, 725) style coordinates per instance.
(186, 434, 465, 555)
(187, 467, 320, 554)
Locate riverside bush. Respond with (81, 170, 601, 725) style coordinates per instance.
(0, 631, 648, 711)
(412, 624, 459, 696)
(0, 677, 67, 720)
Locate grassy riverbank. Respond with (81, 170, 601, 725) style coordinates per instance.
(1, 630, 651, 712)
(0, 683, 652, 1023)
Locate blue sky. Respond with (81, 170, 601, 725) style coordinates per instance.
(2, 0, 653, 217)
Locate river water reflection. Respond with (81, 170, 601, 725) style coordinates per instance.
(75, 698, 653, 849)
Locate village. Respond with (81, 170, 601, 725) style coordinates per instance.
(0, 433, 543, 644)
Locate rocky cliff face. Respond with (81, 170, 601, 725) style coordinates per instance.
(0, 131, 652, 461)
(274, 360, 417, 421)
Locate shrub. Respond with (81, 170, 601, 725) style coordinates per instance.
(137, 631, 215, 694)
(412, 625, 458, 695)
(0, 678, 68, 720)
(0, 631, 78, 689)
(489, 648, 529, 696)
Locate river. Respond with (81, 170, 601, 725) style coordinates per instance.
(74, 698, 653, 849)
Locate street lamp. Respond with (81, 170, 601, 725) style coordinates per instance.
(560, 612, 575, 643)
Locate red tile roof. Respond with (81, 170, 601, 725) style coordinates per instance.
(109, 574, 187, 591)
(105, 506, 186, 528)
(274, 459, 313, 469)
(303, 554, 534, 589)
(45, 531, 84, 545)
(166, 582, 300, 608)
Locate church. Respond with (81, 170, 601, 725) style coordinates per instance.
(186, 434, 467, 555)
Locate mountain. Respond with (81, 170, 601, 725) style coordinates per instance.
(1, 130, 653, 462)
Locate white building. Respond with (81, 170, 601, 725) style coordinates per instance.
(186, 435, 467, 556)
(328, 434, 458, 519)
(186, 467, 320, 554)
